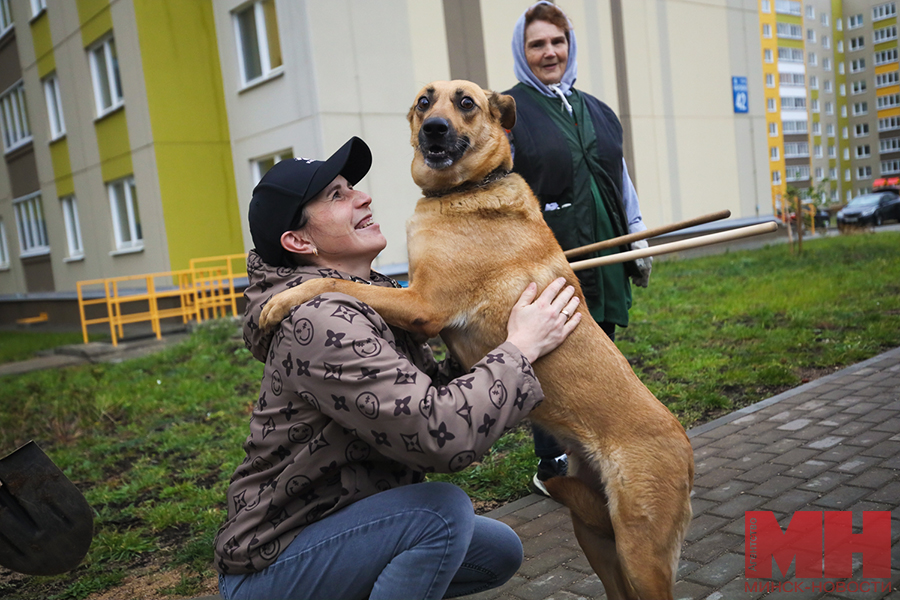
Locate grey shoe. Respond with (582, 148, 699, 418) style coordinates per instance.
(531, 455, 568, 497)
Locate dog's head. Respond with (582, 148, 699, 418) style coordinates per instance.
(407, 80, 516, 193)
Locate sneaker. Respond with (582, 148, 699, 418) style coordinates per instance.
(531, 455, 568, 497)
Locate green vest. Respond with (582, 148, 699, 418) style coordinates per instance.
(507, 84, 632, 327)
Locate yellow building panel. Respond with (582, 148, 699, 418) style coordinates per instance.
(30, 13, 55, 78)
(875, 63, 900, 76)
(878, 107, 900, 119)
(95, 109, 133, 182)
(132, 0, 241, 269)
(77, 0, 112, 48)
(49, 139, 74, 197)
(877, 85, 900, 97)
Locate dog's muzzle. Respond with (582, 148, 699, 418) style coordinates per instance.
(419, 117, 466, 170)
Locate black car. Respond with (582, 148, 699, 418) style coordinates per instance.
(836, 192, 900, 226)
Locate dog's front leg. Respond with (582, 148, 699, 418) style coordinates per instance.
(260, 278, 448, 338)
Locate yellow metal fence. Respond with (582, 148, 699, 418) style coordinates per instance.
(77, 253, 248, 346)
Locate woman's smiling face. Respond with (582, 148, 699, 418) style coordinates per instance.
(303, 174, 387, 267)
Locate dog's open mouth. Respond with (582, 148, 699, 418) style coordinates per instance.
(420, 137, 469, 170)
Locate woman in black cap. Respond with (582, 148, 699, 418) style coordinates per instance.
(214, 137, 581, 599)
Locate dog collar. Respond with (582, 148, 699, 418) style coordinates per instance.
(423, 168, 510, 197)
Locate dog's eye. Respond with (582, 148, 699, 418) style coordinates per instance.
(459, 96, 475, 110)
(416, 96, 430, 111)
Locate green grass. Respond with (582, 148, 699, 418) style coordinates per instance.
(0, 330, 94, 365)
(1, 233, 899, 599)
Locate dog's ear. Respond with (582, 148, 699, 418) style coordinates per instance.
(488, 92, 517, 130)
(407, 102, 417, 124)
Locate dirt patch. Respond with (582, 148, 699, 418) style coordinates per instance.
(86, 562, 218, 600)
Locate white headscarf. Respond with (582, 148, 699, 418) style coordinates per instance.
(512, 1, 579, 113)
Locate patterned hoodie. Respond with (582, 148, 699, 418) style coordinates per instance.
(213, 251, 545, 574)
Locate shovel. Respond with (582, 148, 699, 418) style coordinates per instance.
(0, 441, 93, 576)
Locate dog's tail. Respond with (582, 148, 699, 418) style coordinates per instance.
(543, 476, 615, 538)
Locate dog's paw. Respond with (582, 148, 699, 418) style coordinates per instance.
(259, 280, 337, 330)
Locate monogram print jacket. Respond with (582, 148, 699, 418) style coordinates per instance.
(213, 251, 545, 574)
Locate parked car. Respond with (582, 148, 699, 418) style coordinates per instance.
(836, 192, 900, 227)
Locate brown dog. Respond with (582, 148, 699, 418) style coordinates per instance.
(261, 80, 694, 600)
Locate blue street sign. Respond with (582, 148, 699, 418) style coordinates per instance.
(733, 76, 749, 113)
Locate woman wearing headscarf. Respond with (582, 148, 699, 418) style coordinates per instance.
(503, 1, 652, 495)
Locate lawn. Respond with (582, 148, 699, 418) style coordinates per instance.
(0, 232, 898, 599)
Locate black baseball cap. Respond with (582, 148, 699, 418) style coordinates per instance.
(248, 136, 373, 267)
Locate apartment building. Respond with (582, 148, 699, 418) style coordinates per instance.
(762, 0, 899, 206)
(1, 0, 771, 304)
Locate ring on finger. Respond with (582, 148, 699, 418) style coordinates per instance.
(561, 309, 570, 318)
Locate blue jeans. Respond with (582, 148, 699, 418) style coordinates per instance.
(218, 482, 522, 600)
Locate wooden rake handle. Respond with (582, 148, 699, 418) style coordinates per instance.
(563, 210, 732, 259)
(569, 221, 779, 272)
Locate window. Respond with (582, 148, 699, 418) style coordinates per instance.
(60, 196, 83, 259)
(815, 167, 824, 179)
(840, 83, 846, 96)
(829, 144, 836, 157)
(42, 74, 65, 140)
(826, 123, 835, 136)
(857, 166, 873, 179)
(880, 116, 900, 131)
(775, 0, 801, 16)
(108, 177, 142, 251)
(784, 120, 808, 134)
(13, 193, 49, 256)
(781, 96, 806, 109)
(880, 136, 900, 152)
(29, 0, 45, 18)
(769, 122, 778, 136)
(874, 25, 897, 43)
(784, 142, 809, 157)
(0, 0, 13, 37)
(766, 73, 775, 87)
(807, 29, 816, 42)
(779, 73, 805, 86)
(856, 144, 871, 158)
(778, 47, 804, 62)
(811, 98, 820, 112)
(764, 48, 774, 62)
(252, 149, 293, 185)
(822, 35, 830, 49)
(844, 148, 851, 160)
(856, 123, 870, 137)
(233, 0, 283, 87)
(843, 126, 850, 139)
(821, 13, 830, 26)
(767, 97, 776, 112)
(873, 2, 897, 21)
(839, 62, 845, 74)
(0, 220, 9, 269)
(850, 59, 866, 73)
(763, 24, 772, 38)
(842, 105, 848, 117)
(810, 75, 818, 88)
(770, 146, 780, 161)
(876, 70, 900, 87)
(814, 144, 823, 158)
(785, 165, 810, 181)
(777, 23, 803, 39)
(824, 79, 833, 93)
(837, 40, 844, 53)
(88, 36, 124, 117)
(878, 93, 900, 109)
(812, 122, 821, 135)
(809, 52, 817, 66)
(848, 14, 864, 29)
(772, 170, 782, 185)
(0, 81, 32, 152)
(823, 57, 832, 71)
(849, 36, 865, 51)
(851, 80, 867, 95)
(762, 0, 771, 12)
(875, 48, 899, 66)
(883, 159, 900, 174)
(806, 5, 815, 18)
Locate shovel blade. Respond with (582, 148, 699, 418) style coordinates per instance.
(0, 441, 93, 576)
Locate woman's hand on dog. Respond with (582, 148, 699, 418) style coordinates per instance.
(506, 277, 581, 363)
